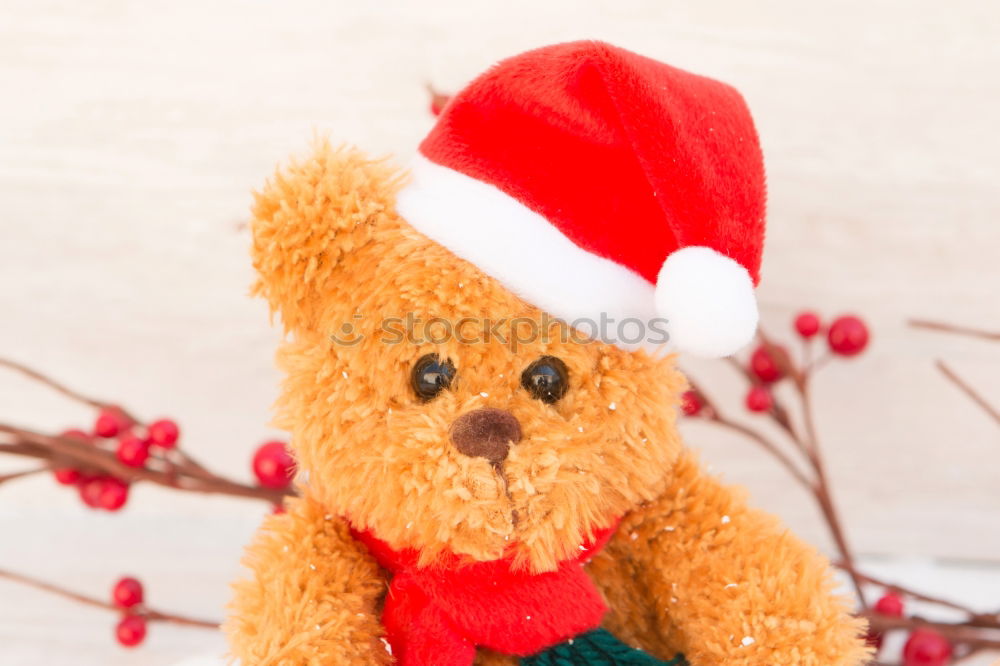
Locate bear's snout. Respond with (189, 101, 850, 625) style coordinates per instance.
(449, 408, 522, 464)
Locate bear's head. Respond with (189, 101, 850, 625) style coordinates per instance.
(252, 143, 686, 573)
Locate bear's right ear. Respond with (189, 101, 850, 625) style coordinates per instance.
(250, 141, 402, 334)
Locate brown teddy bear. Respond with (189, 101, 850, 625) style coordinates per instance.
(225, 41, 868, 666)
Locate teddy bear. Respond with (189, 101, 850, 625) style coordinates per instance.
(224, 41, 869, 666)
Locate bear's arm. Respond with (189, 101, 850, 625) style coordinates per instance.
(588, 448, 870, 666)
(225, 495, 391, 665)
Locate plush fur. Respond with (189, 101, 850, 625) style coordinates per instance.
(224, 143, 869, 665)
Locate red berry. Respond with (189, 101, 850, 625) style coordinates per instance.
(866, 591, 905, 652)
(116, 434, 151, 468)
(78, 477, 106, 508)
(98, 477, 130, 511)
(112, 577, 144, 609)
(53, 467, 83, 485)
(680, 391, 702, 416)
(115, 615, 147, 647)
(875, 591, 905, 617)
(94, 408, 131, 438)
(252, 441, 295, 489)
(745, 386, 773, 412)
(794, 311, 822, 338)
(147, 419, 180, 449)
(749, 345, 785, 383)
(827, 315, 870, 356)
(902, 628, 952, 666)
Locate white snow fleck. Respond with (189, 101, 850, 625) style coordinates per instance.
(724, 583, 738, 589)
(526, 615, 532, 620)
(578, 426, 584, 433)
(309, 563, 316, 571)
(721, 515, 731, 524)
(579, 545, 587, 551)
(480, 392, 489, 398)
(405, 521, 413, 529)
(324, 514, 332, 521)
(342, 370, 349, 380)
(670, 597, 678, 603)
(608, 401, 617, 410)
(630, 532, 638, 541)
(381, 638, 393, 655)
(315, 624, 322, 630)
(741, 636, 756, 647)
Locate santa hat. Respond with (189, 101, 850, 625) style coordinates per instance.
(396, 41, 766, 358)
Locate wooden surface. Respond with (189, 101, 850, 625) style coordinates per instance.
(1, 0, 998, 663)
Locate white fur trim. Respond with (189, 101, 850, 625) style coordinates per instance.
(395, 156, 756, 356)
(654, 246, 759, 358)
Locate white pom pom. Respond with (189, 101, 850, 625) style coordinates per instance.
(654, 246, 759, 358)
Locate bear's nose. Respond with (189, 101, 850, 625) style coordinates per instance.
(449, 408, 522, 464)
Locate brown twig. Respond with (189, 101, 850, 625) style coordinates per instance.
(0, 568, 218, 628)
(0, 466, 49, 484)
(935, 360, 1000, 427)
(0, 357, 137, 420)
(909, 320, 1000, 343)
(798, 369, 867, 609)
(682, 378, 814, 490)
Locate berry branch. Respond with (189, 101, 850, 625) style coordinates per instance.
(682, 312, 998, 666)
(0, 357, 297, 646)
(0, 568, 217, 647)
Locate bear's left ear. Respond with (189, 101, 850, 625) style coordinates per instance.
(250, 142, 402, 334)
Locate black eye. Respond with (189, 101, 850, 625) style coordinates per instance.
(521, 356, 569, 404)
(411, 353, 456, 402)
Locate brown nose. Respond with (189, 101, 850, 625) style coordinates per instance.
(449, 408, 522, 463)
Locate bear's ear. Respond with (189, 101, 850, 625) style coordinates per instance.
(250, 141, 402, 334)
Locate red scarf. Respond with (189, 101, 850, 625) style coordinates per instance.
(350, 521, 618, 665)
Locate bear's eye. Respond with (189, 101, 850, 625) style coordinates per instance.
(411, 353, 456, 402)
(520, 356, 569, 404)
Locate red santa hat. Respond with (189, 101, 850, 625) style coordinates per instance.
(396, 41, 766, 358)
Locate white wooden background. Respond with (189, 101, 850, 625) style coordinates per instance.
(1, 1, 998, 664)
